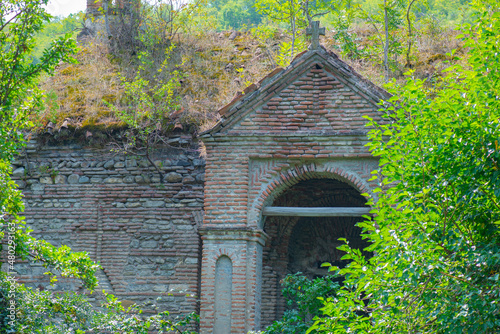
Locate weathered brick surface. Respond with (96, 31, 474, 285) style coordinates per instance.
(7, 138, 204, 317)
(229, 67, 382, 135)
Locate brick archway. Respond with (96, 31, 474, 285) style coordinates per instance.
(248, 161, 375, 229)
(258, 174, 371, 327)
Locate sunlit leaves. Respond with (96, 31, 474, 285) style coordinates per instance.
(311, 1, 500, 333)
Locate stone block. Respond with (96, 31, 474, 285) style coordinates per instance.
(193, 159, 205, 167)
(40, 176, 53, 184)
(163, 240, 174, 248)
(104, 177, 122, 183)
(12, 167, 25, 178)
(103, 160, 115, 169)
(15, 180, 26, 189)
(140, 240, 158, 248)
(90, 177, 103, 183)
(67, 174, 79, 184)
(31, 183, 44, 192)
(183, 176, 195, 184)
(138, 160, 149, 168)
(126, 159, 137, 168)
(153, 285, 168, 292)
(123, 176, 134, 183)
(54, 174, 66, 184)
(169, 284, 189, 293)
(165, 172, 182, 183)
(144, 200, 165, 208)
(196, 173, 205, 183)
(78, 176, 90, 184)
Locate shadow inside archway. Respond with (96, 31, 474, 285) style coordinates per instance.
(260, 178, 372, 327)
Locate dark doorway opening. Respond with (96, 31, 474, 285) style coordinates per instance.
(260, 178, 372, 328)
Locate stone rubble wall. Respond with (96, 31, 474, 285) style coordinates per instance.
(8, 135, 205, 317)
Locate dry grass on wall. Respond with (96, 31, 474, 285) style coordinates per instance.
(322, 23, 465, 87)
(33, 30, 276, 134)
(34, 38, 125, 132)
(32, 23, 464, 135)
(176, 29, 276, 131)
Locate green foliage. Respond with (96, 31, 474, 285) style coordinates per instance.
(329, 8, 362, 58)
(116, 46, 181, 130)
(0, 0, 96, 289)
(109, 44, 181, 183)
(413, 0, 471, 24)
(206, 0, 263, 29)
(254, 0, 305, 64)
(356, 0, 407, 77)
(0, 0, 103, 331)
(275, 37, 308, 66)
(310, 0, 500, 332)
(264, 273, 340, 334)
(30, 13, 83, 64)
(254, 0, 338, 64)
(253, 0, 352, 65)
(0, 1, 77, 119)
(0, 272, 198, 333)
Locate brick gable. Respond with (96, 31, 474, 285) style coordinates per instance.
(203, 46, 391, 138)
(230, 65, 379, 135)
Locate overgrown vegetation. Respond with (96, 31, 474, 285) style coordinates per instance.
(30, 0, 469, 136)
(310, 0, 500, 332)
(2, 0, 498, 332)
(263, 273, 340, 334)
(0, 280, 198, 333)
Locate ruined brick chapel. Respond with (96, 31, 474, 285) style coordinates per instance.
(11, 17, 391, 333)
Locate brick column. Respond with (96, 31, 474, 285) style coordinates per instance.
(199, 228, 267, 333)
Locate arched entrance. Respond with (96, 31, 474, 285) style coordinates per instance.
(260, 178, 371, 327)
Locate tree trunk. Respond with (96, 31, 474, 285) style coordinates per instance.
(384, 0, 390, 82)
(406, 0, 418, 68)
(290, 0, 296, 62)
(103, 0, 112, 38)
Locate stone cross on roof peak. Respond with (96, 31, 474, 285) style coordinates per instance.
(306, 21, 325, 50)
